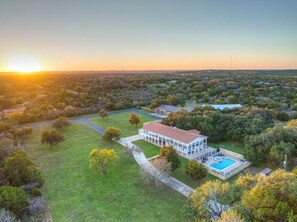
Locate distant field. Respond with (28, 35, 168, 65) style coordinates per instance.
(88, 112, 155, 137)
(132, 139, 161, 158)
(24, 123, 186, 222)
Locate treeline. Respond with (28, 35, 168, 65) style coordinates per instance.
(2, 70, 297, 125)
(162, 105, 274, 142)
(0, 123, 46, 221)
(244, 120, 297, 166)
(185, 169, 297, 222)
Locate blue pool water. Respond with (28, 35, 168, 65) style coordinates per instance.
(210, 158, 236, 170)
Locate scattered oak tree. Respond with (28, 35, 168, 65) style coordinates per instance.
(88, 148, 118, 174)
(190, 180, 230, 220)
(129, 113, 140, 127)
(52, 116, 70, 131)
(240, 169, 297, 222)
(185, 160, 207, 180)
(102, 127, 121, 142)
(99, 109, 109, 119)
(160, 146, 181, 171)
(41, 130, 65, 149)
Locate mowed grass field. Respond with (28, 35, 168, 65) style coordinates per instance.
(88, 112, 155, 137)
(24, 123, 186, 222)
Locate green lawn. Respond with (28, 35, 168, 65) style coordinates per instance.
(208, 141, 245, 155)
(24, 123, 186, 222)
(171, 156, 216, 189)
(88, 112, 155, 137)
(132, 140, 161, 158)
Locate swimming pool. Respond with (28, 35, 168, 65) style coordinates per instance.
(210, 158, 236, 170)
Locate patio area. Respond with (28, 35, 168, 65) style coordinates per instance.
(197, 148, 251, 180)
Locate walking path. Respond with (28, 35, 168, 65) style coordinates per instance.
(119, 136, 194, 197)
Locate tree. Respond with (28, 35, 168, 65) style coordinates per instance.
(102, 127, 121, 142)
(276, 111, 289, 121)
(214, 210, 244, 222)
(0, 186, 29, 217)
(185, 160, 207, 180)
(160, 146, 181, 171)
(244, 125, 297, 164)
(150, 98, 164, 109)
(151, 158, 172, 174)
(129, 113, 140, 127)
(190, 180, 230, 220)
(88, 148, 118, 174)
(140, 158, 172, 188)
(241, 169, 297, 222)
(0, 138, 16, 165)
(9, 127, 33, 146)
(287, 119, 297, 128)
(41, 130, 64, 149)
(52, 116, 70, 131)
(1, 150, 44, 187)
(99, 109, 109, 119)
(235, 174, 258, 190)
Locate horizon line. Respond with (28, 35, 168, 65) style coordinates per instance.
(1, 68, 297, 74)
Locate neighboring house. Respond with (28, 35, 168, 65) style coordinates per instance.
(205, 104, 242, 110)
(139, 122, 209, 159)
(155, 105, 194, 116)
(2, 107, 25, 115)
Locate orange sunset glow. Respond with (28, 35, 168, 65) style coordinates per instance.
(0, 1, 296, 72)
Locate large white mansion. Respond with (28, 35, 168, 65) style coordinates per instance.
(139, 122, 212, 159)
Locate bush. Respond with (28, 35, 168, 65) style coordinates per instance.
(0, 186, 29, 217)
(31, 188, 42, 197)
(1, 150, 44, 187)
(185, 160, 207, 180)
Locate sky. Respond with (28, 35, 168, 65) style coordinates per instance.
(0, 0, 297, 71)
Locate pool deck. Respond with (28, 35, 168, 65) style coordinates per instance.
(200, 150, 251, 180)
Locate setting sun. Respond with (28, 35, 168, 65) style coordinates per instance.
(8, 55, 41, 72)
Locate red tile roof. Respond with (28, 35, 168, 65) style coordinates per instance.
(141, 122, 207, 144)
